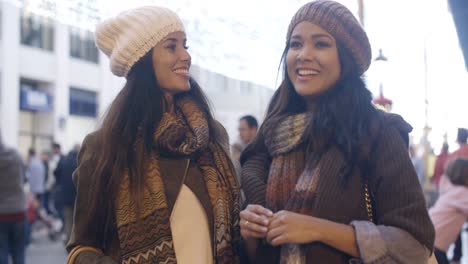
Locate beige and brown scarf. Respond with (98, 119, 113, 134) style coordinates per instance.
(114, 96, 240, 264)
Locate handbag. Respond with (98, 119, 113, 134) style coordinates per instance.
(66, 245, 103, 264)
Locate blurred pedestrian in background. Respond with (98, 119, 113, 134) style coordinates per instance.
(54, 144, 79, 245)
(430, 158, 468, 264)
(0, 131, 27, 264)
(26, 148, 45, 209)
(442, 128, 468, 264)
(231, 115, 258, 204)
(432, 143, 449, 187)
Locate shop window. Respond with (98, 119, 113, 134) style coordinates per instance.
(19, 79, 52, 112)
(69, 87, 97, 117)
(69, 27, 99, 63)
(20, 11, 55, 51)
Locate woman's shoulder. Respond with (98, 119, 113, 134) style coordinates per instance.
(73, 131, 101, 187)
(373, 111, 413, 146)
(81, 130, 102, 148)
(77, 130, 103, 163)
(212, 120, 230, 151)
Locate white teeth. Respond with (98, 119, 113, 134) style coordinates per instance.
(174, 69, 189, 74)
(297, 69, 319, 76)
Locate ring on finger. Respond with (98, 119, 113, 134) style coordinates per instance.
(244, 220, 250, 228)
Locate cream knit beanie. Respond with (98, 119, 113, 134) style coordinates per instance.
(95, 6, 185, 77)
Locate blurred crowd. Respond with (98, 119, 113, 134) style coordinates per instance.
(0, 133, 80, 263)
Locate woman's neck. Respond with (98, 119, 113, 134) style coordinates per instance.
(164, 93, 175, 114)
(306, 97, 317, 112)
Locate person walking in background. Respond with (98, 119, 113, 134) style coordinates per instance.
(26, 148, 45, 209)
(239, 1, 434, 263)
(429, 158, 468, 264)
(446, 128, 468, 165)
(54, 144, 79, 245)
(432, 143, 449, 187)
(0, 131, 27, 264)
(410, 145, 425, 186)
(231, 115, 258, 204)
(66, 6, 239, 264)
(443, 128, 468, 264)
(44, 143, 62, 218)
(50, 143, 64, 223)
(40, 151, 51, 215)
(232, 115, 258, 166)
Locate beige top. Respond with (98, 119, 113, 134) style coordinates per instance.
(170, 184, 213, 264)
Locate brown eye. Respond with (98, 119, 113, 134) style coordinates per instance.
(316, 41, 331, 48)
(289, 41, 302, 49)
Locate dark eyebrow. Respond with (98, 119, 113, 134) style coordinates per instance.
(311, 33, 333, 41)
(164, 38, 178, 43)
(290, 33, 333, 41)
(290, 35, 302, 40)
(163, 38, 187, 44)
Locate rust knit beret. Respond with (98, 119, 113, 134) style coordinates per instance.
(287, 0, 372, 76)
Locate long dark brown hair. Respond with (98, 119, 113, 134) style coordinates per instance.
(242, 40, 379, 186)
(84, 50, 221, 248)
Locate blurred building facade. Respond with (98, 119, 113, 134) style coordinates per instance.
(0, 1, 273, 157)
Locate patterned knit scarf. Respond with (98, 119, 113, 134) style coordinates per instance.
(114, 97, 240, 264)
(264, 112, 317, 264)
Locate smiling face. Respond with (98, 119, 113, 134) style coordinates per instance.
(286, 22, 341, 101)
(152, 31, 191, 94)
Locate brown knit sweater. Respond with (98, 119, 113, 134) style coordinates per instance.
(241, 112, 435, 263)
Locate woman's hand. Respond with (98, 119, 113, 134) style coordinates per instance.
(239, 204, 273, 240)
(266, 210, 360, 257)
(266, 210, 321, 246)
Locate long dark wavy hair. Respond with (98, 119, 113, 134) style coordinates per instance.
(242, 40, 379, 186)
(83, 50, 221, 249)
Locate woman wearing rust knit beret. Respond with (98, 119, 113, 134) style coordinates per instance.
(65, 6, 239, 264)
(239, 1, 435, 263)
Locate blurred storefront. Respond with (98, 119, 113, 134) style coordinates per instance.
(0, 0, 273, 157)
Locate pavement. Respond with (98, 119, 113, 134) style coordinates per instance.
(24, 225, 67, 264)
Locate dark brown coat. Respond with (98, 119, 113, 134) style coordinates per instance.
(67, 132, 218, 263)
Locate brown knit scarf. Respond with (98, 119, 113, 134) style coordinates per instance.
(114, 97, 240, 264)
(264, 112, 315, 263)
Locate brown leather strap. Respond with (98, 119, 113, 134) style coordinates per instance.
(67, 246, 103, 264)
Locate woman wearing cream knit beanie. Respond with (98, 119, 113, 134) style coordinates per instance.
(240, 0, 434, 263)
(66, 6, 240, 264)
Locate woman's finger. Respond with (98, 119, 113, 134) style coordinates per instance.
(241, 219, 268, 234)
(240, 210, 269, 227)
(241, 229, 267, 239)
(266, 225, 285, 244)
(246, 204, 273, 217)
(270, 234, 288, 246)
(268, 210, 288, 229)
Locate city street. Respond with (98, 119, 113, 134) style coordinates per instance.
(25, 228, 67, 264)
(21, 227, 468, 264)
